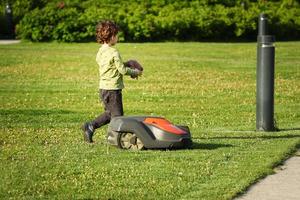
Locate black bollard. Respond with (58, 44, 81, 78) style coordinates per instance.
(256, 13, 276, 131)
(5, 3, 14, 38)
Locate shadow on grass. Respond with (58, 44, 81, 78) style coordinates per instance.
(192, 142, 233, 150)
(0, 108, 78, 116)
(193, 134, 300, 141)
(0, 108, 83, 129)
(147, 142, 233, 151)
(279, 127, 300, 132)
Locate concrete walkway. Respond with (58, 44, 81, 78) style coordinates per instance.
(235, 151, 300, 200)
(0, 40, 20, 45)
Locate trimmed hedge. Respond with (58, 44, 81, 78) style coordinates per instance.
(8, 0, 300, 42)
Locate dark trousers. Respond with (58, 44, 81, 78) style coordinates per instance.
(92, 89, 124, 129)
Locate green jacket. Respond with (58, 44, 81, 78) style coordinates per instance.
(96, 45, 136, 90)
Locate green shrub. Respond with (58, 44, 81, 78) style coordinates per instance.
(14, 0, 300, 42)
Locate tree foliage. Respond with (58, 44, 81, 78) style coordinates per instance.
(3, 0, 299, 42)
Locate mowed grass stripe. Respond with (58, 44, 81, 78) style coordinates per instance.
(0, 42, 299, 199)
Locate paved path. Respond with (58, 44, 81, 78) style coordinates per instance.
(235, 151, 300, 200)
(0, 40, 20, 45)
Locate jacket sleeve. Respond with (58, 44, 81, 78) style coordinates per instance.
(113, 50, 137, 76)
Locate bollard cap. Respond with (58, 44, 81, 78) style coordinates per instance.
(259, 13, 268, 21)
(257, 35, 275, 44)
(258, 13, 269, 35)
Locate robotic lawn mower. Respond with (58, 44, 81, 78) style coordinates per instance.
(107, 116, 192, 150)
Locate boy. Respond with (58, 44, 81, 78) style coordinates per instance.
(82, 20, 142, 143)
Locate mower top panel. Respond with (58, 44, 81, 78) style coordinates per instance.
(143, 117, 187, 135)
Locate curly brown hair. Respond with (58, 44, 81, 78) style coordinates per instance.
(96, 20, 119, 44)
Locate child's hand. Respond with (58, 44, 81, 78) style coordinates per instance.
(125, 60, 143, 79)
(136, 69, 143, 76)
(125, 60, 144, 72)
(131, 69, 142, 79)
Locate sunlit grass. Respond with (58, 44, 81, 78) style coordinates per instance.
(0, 42, 299, 199)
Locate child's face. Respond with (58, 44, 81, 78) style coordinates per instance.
(110, 35, 118, 46)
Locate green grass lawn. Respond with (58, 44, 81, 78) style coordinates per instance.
(0, 41, 299, 199)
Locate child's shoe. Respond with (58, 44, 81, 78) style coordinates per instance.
(82, 122, 94, 143)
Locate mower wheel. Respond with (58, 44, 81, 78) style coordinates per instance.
(118, 132, 144, 150)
